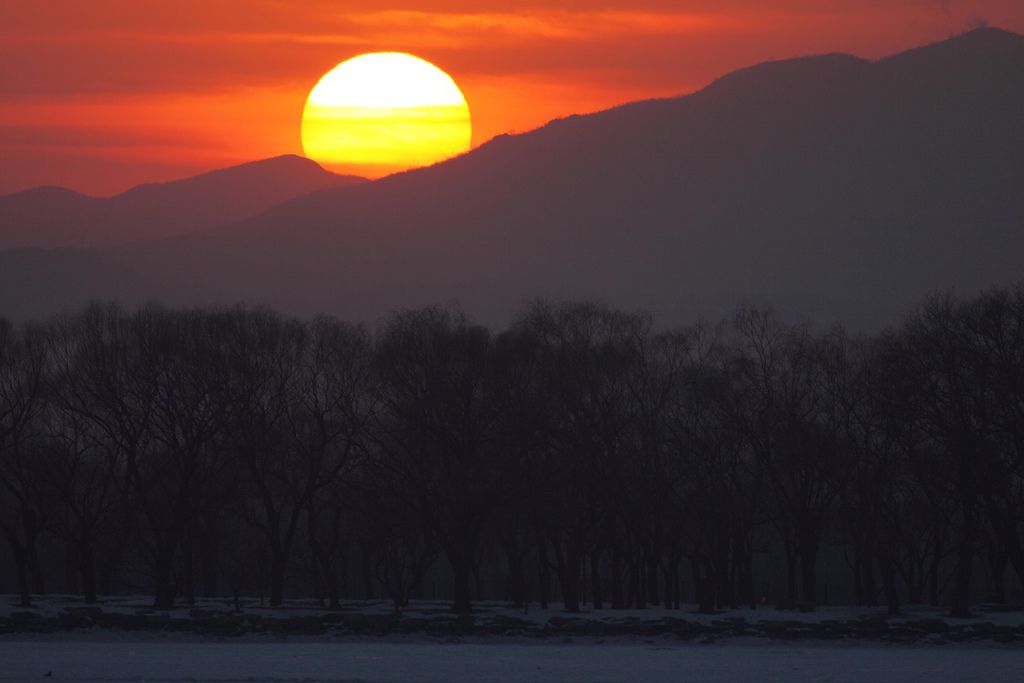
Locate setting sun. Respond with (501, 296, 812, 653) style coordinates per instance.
(301, 53, 472, 177)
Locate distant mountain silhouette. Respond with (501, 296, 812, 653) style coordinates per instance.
(2, 28, 1022, 328)
(0, 155, 364, 248)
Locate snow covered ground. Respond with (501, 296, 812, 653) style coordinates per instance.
(0, 637, 1021, 682)
(3, 595, 1022, 681)
(4, 595, 1024, 645)
(4, 595, 1023, 629)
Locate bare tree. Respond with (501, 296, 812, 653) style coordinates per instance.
(296, 316, 376, 609)
(964, 288, 1024, 596)
(373, 307, 505, 613)
(5, 291, 1023, 614)
(0, 320, 48, 606)
(894, 294, 999, 617)
(729, 308, 845, 606)
(223, 308, 305, 607)
(512, 301, 645, 612)
(661, 322, 761, 612)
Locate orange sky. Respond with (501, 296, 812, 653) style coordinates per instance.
(2, 0, 1023, 195)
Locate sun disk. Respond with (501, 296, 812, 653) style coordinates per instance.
(301, 53, 472, 177)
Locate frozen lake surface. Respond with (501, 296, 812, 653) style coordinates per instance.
(0, 638, 1020, 683)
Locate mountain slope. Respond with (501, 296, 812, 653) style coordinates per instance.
(0, 155, 365, 248)
(5, 28, 1023, 328)
(111, 28, 1022, 329)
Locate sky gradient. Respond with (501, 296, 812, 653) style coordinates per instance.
(2, 0, 1023, 195)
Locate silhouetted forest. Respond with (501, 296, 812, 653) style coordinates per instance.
(2, 289, 1024, 618)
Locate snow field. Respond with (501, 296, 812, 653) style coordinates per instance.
(0, 638, 1021, 683)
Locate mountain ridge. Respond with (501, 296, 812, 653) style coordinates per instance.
(0, 155, 366, 249)
(3, 28, 1023, 328)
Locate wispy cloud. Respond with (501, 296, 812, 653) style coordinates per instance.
(1, 9, 738, 51)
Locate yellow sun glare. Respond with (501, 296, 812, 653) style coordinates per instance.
(301, 53, 472, 177)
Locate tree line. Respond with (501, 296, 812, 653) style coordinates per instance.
(1, 290, 1023, 617)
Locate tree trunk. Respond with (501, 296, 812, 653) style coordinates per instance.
(695, 560, 716, 614)
(690, 558, 714, 613)
(715, 542, 732, 609)
(610, 548, 624, 609)
(269, 551, 286, 607)
(733, 535, 753, 609)
(740, 543, 756, 610)
(672, 557, 684, 609)
(661, 562, 676, 610)
(64, 543, 80, 597)
(949, 521, 975, 618)
(984, 499, 1024, 595)
(323, 559, 341, 610)
(182, 536, 195, 606)
(504, 543, 526, 608)
(879, 553, 901, 616)
(361, 548, 374, 599)
(784, 541, 799, 602)
(854, 531, 878, 605)
(1004, 532, 1024, 594)
(28, 543, 45, 595)
(559, 548, 582, 613)
(99, 532, 127, 597)
(310, 534, 341, 609)
(153, 547, 177, 609)
(537, 543, 550, 610)
(410, 569, 423, 601)
(798, 528, 819, 605)
(590, 551, 603, 610)
(928, 556, 941, 606)
(11, 544, 31, 608)
(850, 544, 864, 606)
(200, 531, 219, 598)
(987, 542, 1008, 604)
(861, 542, 878, 606)
(80, 542, 98, 604)
(646, 554, 660, 606)
(340, 552, 350, 599)
(630, 553, 644, 609)
(451, 556, 473, 613)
